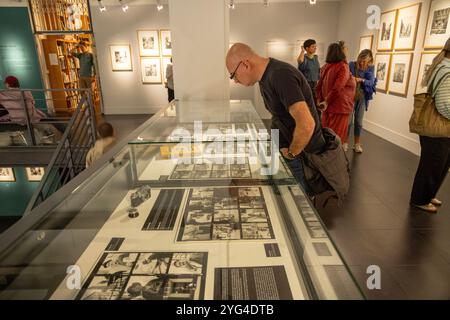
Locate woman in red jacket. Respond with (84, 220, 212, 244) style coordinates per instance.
(316, 42, 356, 142)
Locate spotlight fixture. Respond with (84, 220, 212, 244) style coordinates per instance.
(310, 0, 317, 5)
(229, 0, 235, 9)
(98, 0, 106, 12)
(156, 0, 164, 11)
(119, 0, 128, 12)
(263, 0, 269, 7)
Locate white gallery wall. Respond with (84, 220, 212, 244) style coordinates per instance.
(230, 1, 341, 118)
(338, 0, 434, 155)
(91, 3, 170, 114)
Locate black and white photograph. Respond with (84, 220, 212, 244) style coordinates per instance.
(394, 4, 421, 50)
(389, 53, 413, 97)
(96, 253, 138, 275)
(212, 164, 229, 171)
(377, 10, 397, 51)
(176, 163, 195, 171)
(381, 22, 393, 41)
(239, 187, 261, 197)
(239, 196, 264, 209)
(242, 223, 272, 239)
(240, 209, 268, 223)
(186, 210, 213, 224)
(169, 253, 205, 275)
(142, 36, 155, 50)
(212, 223, 241, 240)
(189, 198, 213, 211)
(393, 63, 406, 83)
(213, 209, 239, 223)
(109, 45, 132, 71)
(424, 0, 450, 49)
(375, 54, 392, 93)
(399, 19, 412, 38)
(81, 275, 125, 300)
(192, 170, 211, 179)
(160, 30, 172, 56)
(192, 187, 214, 198)
(211, 170, 230, 178)
(137, 30, 160, 56)
(123, 275, 165, 300)
(171, 170, 192, 180)
(376, 62, 387, 80)
(214, 197, 238, 210)
(431, 7, 450, 34)
(182, 224, 211, 241)
(359, 35, 373, 52)
(133, 253, 171, 275)
(0, 167, 15, 182)
(416, 52, 439, 94)
(230, 169, 251, 178)
(140, 57, 161, 84)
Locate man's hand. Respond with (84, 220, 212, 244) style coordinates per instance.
(317, 101, 327, 112)
(280, 148, 294, 160)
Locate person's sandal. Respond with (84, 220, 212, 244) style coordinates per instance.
(412, 203, 438, 213)
(431, 198, 442, 206)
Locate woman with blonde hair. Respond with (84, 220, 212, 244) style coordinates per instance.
(410, 37, 450, 213)
(345, 49, 376, 153)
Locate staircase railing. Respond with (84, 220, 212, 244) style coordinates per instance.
(24, 93, 97, 213)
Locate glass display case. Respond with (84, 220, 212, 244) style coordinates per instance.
(0, 100, 364, 300)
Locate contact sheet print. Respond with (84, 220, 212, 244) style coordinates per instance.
(177, 187, 275, 241)
(78, 252, 208, 300)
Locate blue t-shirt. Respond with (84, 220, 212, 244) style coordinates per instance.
(298, 55, 320, 83)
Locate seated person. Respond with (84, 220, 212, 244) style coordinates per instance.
(0, 76, 46, 125)
(86, 122, 116, 168)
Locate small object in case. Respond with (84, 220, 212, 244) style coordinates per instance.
(127, 207, 139, 219)
(130, 185, 152, 207)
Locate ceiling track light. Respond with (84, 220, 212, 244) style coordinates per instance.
(263, 0, 269, 8)
(229, 0, 235, 9)
(310, 0, 317, 5)
(156, 0, 164, 11)
(98, 0, 106, 12)
(119, 0, 128, 12)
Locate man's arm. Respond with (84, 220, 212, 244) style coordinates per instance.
(287, 101, 315, 156)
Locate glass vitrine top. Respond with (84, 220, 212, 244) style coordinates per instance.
(129, 100, 270, 144)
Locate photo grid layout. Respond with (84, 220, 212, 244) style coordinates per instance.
(178, 187, 275, 241)
(77, 251, 208, 300)
(170, 158, 252, 180)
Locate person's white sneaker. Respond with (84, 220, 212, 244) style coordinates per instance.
(354, 143, 363, 153)
(342, 143, 349, 152)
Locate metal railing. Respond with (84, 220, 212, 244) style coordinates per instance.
(25, 93, 97, 212)
(0, 88, 90, 147)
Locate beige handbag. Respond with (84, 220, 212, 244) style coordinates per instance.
(409, 66, 450, 138)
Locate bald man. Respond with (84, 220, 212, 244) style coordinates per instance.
(226, 43, 325, 195)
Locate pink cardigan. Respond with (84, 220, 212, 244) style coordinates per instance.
(0, 90, 46, 125)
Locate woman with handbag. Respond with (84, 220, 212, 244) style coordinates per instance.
(410, 37, 450, 213)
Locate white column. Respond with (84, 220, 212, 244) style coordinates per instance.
(169, 0, 230, 101)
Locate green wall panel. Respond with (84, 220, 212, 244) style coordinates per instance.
(0, 7, 46, 111)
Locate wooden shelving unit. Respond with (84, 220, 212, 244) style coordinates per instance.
(40, 34, 101, 116)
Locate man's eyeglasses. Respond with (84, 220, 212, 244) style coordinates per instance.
(229, 61, 242, 80)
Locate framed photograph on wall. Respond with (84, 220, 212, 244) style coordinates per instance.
(359, 35, 374, 52)
(388, 53, 414, 97)
(394, 3, 422, 50)
(109, 45, 132, 71)
(415, 52, 440, 94)
(26, 167, 45, 182)
(377, 9, 398, 51)
(137, 30, 160, 56)
(375, 53, 392, 93)
(140, 57, 162, 84)
(424, 0, 450, 49)
(0, 167, 15, 182)
(161, 57, 171, 82)
(160, 30, 172, 56)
